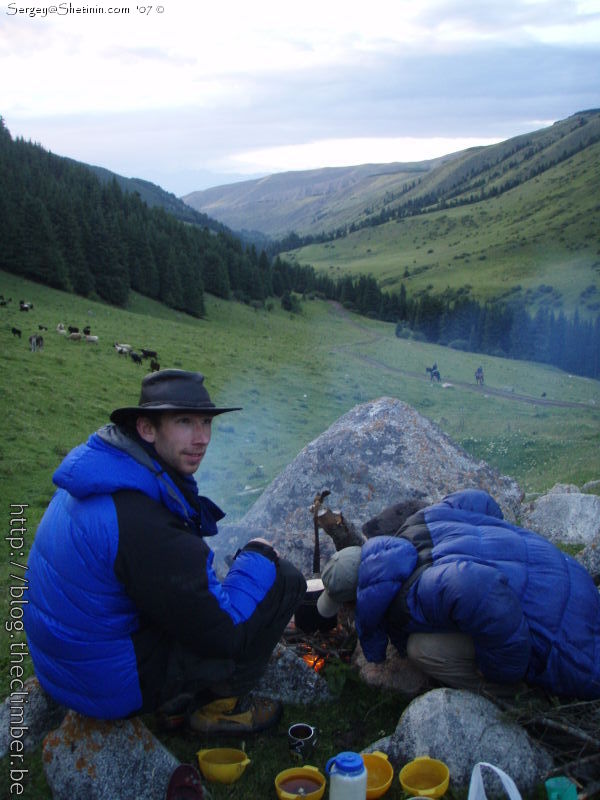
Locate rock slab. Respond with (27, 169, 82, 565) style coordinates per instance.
(218, 398, 523, 575)
(390, 688, 553, 794)
(43, 712, 180, 800)
(519, 483, 600, 546)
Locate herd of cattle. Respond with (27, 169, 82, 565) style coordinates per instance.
(5, 296, 160, 370)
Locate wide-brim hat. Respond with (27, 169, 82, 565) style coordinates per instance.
(110, 369, 241, 425)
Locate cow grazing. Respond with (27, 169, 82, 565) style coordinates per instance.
(29, 334, 44, 352)
(130, 351, 143, 365)
(141, 349, 158, 359)
(56, 323, 66, 333)
(85, 335, 99, 343)
(83, 326, 91, 335)
(11, 327, 21, 338)
(39, 325, 48, 331)
(114, 342, 132, 353)
(68, 326, 79, 334)
(68, 332, 82, 341)
(150, 359, 160, 372)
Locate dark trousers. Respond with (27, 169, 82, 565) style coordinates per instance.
(159, 559, 306, 708)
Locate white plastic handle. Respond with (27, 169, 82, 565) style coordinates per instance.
(467, 762, 523, 800)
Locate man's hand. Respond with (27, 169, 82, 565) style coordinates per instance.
(248, 537, 279, 557)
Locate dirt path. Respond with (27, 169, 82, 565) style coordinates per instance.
(327, 301, 599, 411)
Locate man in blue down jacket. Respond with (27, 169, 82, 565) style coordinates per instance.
(24, 370, 306, 731)
(317, 489, 600, 699)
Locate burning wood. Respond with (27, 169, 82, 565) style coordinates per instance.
(284, 613, 357, 671)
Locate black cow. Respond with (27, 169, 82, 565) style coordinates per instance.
(11, 327, 21, 338)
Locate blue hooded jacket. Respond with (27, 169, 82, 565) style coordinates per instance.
(24, 425, 291, 718)
(355, 489, 600, 699)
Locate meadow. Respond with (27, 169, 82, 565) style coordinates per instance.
(284, 139, 600, 316)
(1, 270, 599, 798)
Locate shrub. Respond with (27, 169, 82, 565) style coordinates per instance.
(449, 339, 471, 351)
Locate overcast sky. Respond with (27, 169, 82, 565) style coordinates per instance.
(1, 0, 599, 195)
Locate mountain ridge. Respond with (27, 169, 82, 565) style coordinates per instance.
(182, 111, 600, 240)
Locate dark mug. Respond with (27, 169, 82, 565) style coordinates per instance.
(288, 722, 318, 762)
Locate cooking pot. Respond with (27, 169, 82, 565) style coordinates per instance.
(294, 578, 337, 633)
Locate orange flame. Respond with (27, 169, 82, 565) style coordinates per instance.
(302, 652, 326, 672)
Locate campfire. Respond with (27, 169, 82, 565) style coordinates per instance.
(299, 645, 326, 673)
(283, 612, 357, 673)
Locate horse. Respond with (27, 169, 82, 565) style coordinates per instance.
(426, 364, 441, 382)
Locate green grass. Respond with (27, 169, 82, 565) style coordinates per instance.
(284, 141, 600, 317)
(1, 270, 599, 798)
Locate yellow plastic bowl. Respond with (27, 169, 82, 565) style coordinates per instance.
(274, 765, 326, 800)
(362, 751, 394, 799)
(399, 756, 449, 798)
(196, 747, 250, 784)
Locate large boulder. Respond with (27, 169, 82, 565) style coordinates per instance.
(519, 483, 600, 547)
(577, 533, 600, 579)
(389, 688, 553, 794)
(0, 677, 65, 759)
(256, 643, 332, 704)
(216, 398, 523, 575)
(43, 712, 181, 800)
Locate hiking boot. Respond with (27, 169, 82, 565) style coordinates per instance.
(188, 695, 282, 735)
(156, 692, 195, 732)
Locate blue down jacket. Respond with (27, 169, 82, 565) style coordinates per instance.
(356, 489, 600, 699)
(24, 425, 301, 719)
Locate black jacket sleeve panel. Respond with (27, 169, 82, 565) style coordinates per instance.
(112, 490, 297, 660)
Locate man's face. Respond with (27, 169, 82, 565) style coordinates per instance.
(136, 412, 213, 476)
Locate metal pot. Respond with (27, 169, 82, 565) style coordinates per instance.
(294, 578, 337, 633)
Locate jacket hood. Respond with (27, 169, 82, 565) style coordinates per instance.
(355, 536, 418, 661)
(53, 424, 224, 535)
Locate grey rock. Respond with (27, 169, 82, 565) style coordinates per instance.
(389, 688, 553, 794)
(519, 485, 600, 546)
(582, 479, 600, 495)
(256, 643, 332, 704)
(0, 676, 65, 759)
(577, 532, 600, 579)
(217, 398, 523, 575)
(43, 711, 181, 800)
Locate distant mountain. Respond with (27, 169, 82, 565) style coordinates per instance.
(182, 111, 600, 242)
(182, 156, 458, 239)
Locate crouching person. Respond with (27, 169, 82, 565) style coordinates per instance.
(316, 489, 600, 701)
(24, 369, 306, 734)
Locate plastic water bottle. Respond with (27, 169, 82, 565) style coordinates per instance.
(325, 751, 367, 800)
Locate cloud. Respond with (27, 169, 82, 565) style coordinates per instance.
(1, 0, 599, 193)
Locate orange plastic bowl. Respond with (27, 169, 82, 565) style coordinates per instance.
(399, 756, 449, 798)
(362, 751, 394, 799)
(274, 766, 326, 800)
(196, 748, 250, 784)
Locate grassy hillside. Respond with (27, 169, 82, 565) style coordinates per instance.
(286, 137, 600, 317)
(182, 156, 456, 238)
(183, 111, 600, 318)
(3, 270, 599, 528)
(1, 271, 599, 798)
